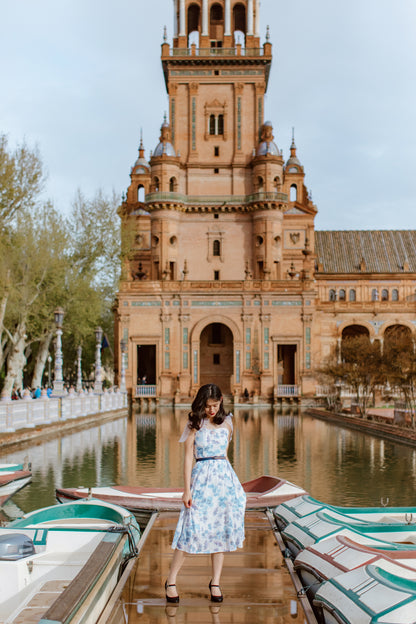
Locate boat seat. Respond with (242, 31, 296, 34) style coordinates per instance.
(10, 580, 69, 624)
(31, 518, 116, 528)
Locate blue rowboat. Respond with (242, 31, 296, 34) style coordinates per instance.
(0, 499, 140, 624)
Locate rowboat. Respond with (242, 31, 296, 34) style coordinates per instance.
(0, 499, 140, 624)
(294, 533, 416, 600)
(56, 475, 307, 526)
(313, 559, 416, 624)
(0, 462, 32, 506)
(281, 510, 416, 557)
(274, 493, 416, 531)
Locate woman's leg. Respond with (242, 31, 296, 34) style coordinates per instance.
(210, 552, 225, 596)
(166, 548, 186, 598)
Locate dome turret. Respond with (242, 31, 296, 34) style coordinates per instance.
(285, 130, 303, 171)
(256, 121, 280, 156)
(153, 115, 176, 157)
(133, 133, 150, 172)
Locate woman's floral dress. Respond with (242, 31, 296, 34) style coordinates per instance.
(172, 419, 246, 554)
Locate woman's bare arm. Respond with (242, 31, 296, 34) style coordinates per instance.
(182, 430, 195, 508)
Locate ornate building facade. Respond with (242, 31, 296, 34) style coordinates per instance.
(115, 0, 416, 403)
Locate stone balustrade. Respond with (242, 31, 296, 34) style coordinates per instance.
(0, 390, 127, 434)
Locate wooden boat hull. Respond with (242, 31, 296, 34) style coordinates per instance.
(274, 493, 416, 531)
(314, 560, 416, 624)
(55, 475, 308, 525)
(0, 463, 32, 506)
(0, 500, 140, 624)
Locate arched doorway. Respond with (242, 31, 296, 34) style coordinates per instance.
(199, 323, 233, 394)
(341, 324, 371, 362)
(384, 324, 412, 346)
(342, 324, 370, 340)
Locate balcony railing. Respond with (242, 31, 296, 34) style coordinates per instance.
(145, 191, 288, 205)
(136, 385, 157, 398)
(170, 47, 265, 57)
(276, 385, 299, 397)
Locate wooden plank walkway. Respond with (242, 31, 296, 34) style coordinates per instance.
(107, 511, 311, 623)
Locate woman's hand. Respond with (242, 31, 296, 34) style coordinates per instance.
(182, 490, 192, 508)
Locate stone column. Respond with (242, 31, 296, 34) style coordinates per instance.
(173, 0, 178, 37)
(255, 0, 260, 37)
(202, 0, 208, 36)
(179, 0, 186, 36)
(247, 0, 254, 35)
(224, 0, 231, 36)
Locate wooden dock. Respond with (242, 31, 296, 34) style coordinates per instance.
(104, 510, 315, 623)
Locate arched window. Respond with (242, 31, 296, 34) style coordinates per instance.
(217, 114, 224, 135)
(211, 3, 223, 21)
(381, 288, 389, 301)
(371, 288, 379, 301)
(392, 288, 399, 301)
(339, 289, 346, 301)
(233, 3, 246, 33)
(257, 176, 264, 192)
(169, 177, 176, 192)
(213, 239, 221, 256)
(349, 289, 356, 302)
(209, 114, 216, 135)
(187, 4, 200, 35)
(329, 289, 336, 302)
(153, 177, 160, 192)
(274, 176, 281, 192)
(290, 184, 297, 201)
(137, 185, 145, 202)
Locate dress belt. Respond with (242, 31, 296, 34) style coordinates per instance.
(195, 456, 226, 462)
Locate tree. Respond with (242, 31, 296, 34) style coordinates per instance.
(318, 335, 383, 417)
(1, 204, 69, 394)
(382, 331, 416, 428)
(0, 135, 45, 224)
(0, 135, 123, 394)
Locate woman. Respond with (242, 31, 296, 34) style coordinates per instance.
(165, 383, 246, 603)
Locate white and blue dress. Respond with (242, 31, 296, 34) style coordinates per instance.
(172, 415, 246, 554)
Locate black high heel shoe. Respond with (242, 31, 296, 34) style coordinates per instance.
(209, 580, 223, 603)
(165, 580, 180, 603)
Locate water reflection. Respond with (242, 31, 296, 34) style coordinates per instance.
(1, 408, 416, 518)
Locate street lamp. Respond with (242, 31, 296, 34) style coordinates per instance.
(120, 338, 127, 392)
(94, 326, 103, 393)
(52, 307, 65, 396)
(47, 355, 52, 386)
(76, 345, 82, 393)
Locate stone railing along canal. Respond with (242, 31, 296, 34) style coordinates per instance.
(0, 390, 127, 434)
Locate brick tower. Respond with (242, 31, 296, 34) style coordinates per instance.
(116, 0, 317, 403)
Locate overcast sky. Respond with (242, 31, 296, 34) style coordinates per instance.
(2, 0, 416, 230)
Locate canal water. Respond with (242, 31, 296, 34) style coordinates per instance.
(1, 406, 416, 519)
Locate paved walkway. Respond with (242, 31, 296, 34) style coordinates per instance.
(109, 511, 310, 623)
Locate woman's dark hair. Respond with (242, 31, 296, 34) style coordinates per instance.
(187, 383, 229, 431)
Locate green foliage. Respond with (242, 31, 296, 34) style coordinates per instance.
(0, 135, 45, 224)
(318, 335, 383, 416)
(0, 135, 121, 393)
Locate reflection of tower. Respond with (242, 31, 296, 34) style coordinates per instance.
(232, 408, 278, 482)
(126, 412, 138, 485)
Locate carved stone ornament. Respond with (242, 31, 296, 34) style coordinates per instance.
(290, 232, 300, 244)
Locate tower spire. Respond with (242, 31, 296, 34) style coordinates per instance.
(138, 128, 145, 158)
